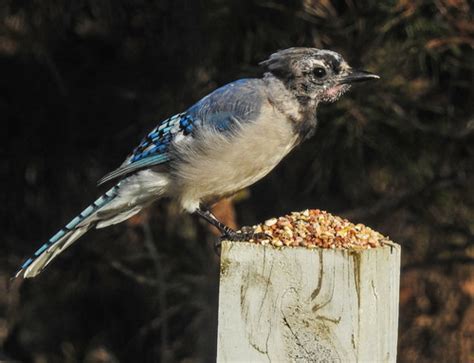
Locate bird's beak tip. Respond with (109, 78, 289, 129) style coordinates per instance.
(339, 70, 380, 84)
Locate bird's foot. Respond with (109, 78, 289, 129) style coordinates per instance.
(214, 227, 271, 254)
(224, 226, 271, 242)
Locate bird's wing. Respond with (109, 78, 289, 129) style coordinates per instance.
(98, 79, 264, 185)
(186, 78, 264, 131)
(98, 112, 194, 184)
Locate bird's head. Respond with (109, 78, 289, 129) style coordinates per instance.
(260, 47, 379, 104)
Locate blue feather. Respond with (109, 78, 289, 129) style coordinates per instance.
(17, 185, 120, 275)
(186, 79, 262, 132)
(98, 113, 195, 184)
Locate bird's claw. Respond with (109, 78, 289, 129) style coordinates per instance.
(214, 228, 271, 255)
(225, 229, 270, 242)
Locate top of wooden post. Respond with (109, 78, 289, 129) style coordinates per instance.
(217, 209, 401, 363)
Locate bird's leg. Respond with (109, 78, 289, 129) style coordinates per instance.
(195, 207, 235, 237)
(194, 208, 270, 251)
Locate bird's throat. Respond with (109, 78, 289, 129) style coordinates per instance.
(321, 84, 351, 103)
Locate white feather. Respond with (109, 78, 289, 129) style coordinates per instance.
(171, 102, 298, 212)
(23, 227, 89, 278)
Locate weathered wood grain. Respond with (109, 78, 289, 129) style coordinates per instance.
(217, 241, 401, 363)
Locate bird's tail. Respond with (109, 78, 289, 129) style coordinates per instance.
(16, 183, 143, 278)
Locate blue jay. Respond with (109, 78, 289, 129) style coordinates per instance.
(16, 47, 379, 278)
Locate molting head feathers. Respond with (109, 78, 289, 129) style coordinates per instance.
(260, 47, 379, 104)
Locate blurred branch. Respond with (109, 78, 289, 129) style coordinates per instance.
(409, 117, 474, 140)
(379, 94, 474, 140)
(108, 260, 157, 286)
(342, 171, 467, 220)
(143, 219, 169, 363)
(403, 257, 474, 271)
(425, 36, 474, 50)
(138, 305, 182, 339)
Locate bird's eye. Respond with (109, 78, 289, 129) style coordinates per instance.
(313, 67, 326, 78)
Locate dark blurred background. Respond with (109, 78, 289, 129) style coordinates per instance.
(1, 0, 473, 362)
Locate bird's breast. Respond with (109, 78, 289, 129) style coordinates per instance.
(171, 104, 298, 209)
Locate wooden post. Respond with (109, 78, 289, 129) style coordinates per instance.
(217, 241, 401, 362)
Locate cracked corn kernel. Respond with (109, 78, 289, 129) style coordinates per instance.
(264, 218, 278, 226)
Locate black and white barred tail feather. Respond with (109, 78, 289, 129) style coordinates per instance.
(16, 184, 135, 278)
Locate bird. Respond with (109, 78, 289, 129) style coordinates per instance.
(16, 47, 379, 278)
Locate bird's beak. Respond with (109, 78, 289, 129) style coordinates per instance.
(338, 70, 380, 84)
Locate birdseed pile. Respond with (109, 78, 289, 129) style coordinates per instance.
(247, 209, 390, 249)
